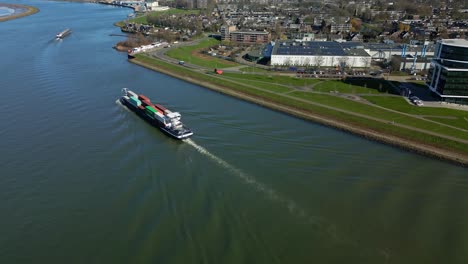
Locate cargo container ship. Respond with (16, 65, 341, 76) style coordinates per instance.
(120, 88, 193, 139)
(56, 28, 71, 39)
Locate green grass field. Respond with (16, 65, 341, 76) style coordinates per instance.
(221, 72, 321, 87)
(126, 9, 200, 25)
(134, 54, 468, 155)
(362, 96, 468, 130)
(312, 79, 397, 94)
(165, 38, 238, 69)
(289, 91, 468, 140)
(218, 75, 293, 93)
(313, 80, 378, 94)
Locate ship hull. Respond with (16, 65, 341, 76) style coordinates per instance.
(56, 29, 71, 39)
(120, 97, 193, 140)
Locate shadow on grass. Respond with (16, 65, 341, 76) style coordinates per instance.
(343, 77, 399, 95)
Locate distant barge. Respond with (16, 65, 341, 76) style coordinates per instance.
(56, 28, 71, 39)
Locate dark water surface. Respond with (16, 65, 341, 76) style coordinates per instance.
(1, 1, 467, 263)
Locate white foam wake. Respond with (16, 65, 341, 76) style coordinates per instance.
(183, 139, 388, 257)
(184, 138, 318, 223)
(116, 99, 131, 112)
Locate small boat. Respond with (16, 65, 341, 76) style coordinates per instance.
(56, 28, 71, 39)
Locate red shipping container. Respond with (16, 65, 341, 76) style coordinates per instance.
(141, 99, 151, 106)
(151, 105, 163, 113)
(154, 104, 167, 111)
(138, 105, 145, 110)
(138, 94, 150, 102)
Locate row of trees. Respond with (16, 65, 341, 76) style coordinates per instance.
(280, 56, 371, 70)
(146, 14, 203, 33)
(145, 13, 221, 35)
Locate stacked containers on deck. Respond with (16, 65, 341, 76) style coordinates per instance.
(154, 111, 166, 124)
(145, 105, 158, 117)
(139, 94, 151, 108)
(154, 104, 167, 112)
(129, 96, 141, 107)
(145, 106, 166, 124)
(138, 94, 150, 102)
(141, 100, 150, 107)
(155, 104, 173, 116)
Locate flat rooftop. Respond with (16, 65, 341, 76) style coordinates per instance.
(274, 41, 369, 56)
(273, 41, 436, 56)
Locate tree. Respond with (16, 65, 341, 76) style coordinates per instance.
(330, 56, 336, 69)
(315, 55, 324, 69)
(360, 57, 370, 69)
(349, 57, 356, 69)
(273, 22, 283, 40)
(338, 57, 349, 72)
(361, 8, 372, 22)
(284, 57, 292, 67)
(194, 19, 203, 36)
(321, 19, 327, 32)
(303, 57, 311, 69)
(350, 18, 362, 32)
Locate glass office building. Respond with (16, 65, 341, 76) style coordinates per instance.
(426, 39, 468, 104)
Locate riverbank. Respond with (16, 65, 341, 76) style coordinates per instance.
(0, 3, 38, 22)
(129, 55, 468, 166)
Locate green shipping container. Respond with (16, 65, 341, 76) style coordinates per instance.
(145, 106, 157, 114)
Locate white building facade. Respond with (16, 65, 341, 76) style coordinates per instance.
(271, 55, 371, 68)
(271, 41, 371, 68)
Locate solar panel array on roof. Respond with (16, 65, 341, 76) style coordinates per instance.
(273, 41, 370, 56)
(273, 41, 436, 57)
(275, 41, 348, 56)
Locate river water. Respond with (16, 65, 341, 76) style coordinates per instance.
(0, 1, 467, 263)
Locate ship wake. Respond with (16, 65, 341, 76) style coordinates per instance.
(183, 139, 389, 258)
(184, 138, 319, 224)
(115, 99, 131, 113)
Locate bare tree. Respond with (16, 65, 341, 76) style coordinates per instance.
(284, 57, 292, 67)
(349, 57, 356, 69)
(360, 57, 370, 69)
(330, 56, 336, 69)
(315, 55, 324, 69)
(303, 57, 311, 71)
(338, 57, 349, 72)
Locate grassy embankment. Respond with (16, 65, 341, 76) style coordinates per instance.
(166, 38, 238, 69)
(362, 96, 468, 130)
(115, 9, 200, 27)
(131, 40, 468, 164)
